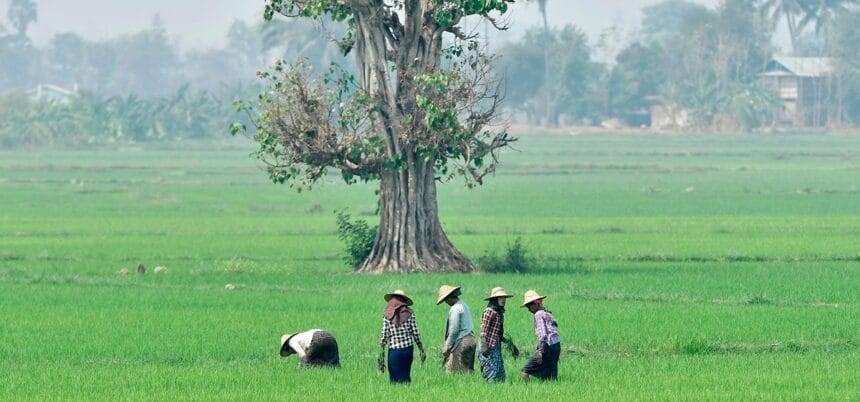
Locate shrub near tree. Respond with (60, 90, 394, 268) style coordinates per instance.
(236, 0, 517, 273)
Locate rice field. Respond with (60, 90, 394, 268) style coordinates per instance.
(1, 134, 858, 401)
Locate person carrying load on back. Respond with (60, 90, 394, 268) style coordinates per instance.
(279, 329, 340, 367)
(521, 290, 561, 382)
(437, 285, 476, 374)
(479, 287, 520, 382)
(378, 289, 426, 383)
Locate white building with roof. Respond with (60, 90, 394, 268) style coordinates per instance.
(759, 57, 834, 126)
(26, 84, 79, 104)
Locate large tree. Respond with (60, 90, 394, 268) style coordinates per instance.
(7, 0, 37, 37)
(529, 0, 552, 126)
(500, 25, 602, 125)
(642, 0, 712, 43)
(830, 9, 860, 124)
(242, 0, 516, 273)
(799, 0, 858, 37)
(608, 42, 668, 124)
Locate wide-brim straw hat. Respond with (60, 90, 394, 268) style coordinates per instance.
(484, 287, 513, 301)
(280, 333, 298, 357)
(521, 290, 546, 307)
(436, 285, 461, 305)
(384, 289, 414, 306)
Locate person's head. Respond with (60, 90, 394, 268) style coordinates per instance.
(444, 288, 461, 306)
(384, 289, 413, 307)
(279, 333, 298, 357)
(437, 285, 461, 306)
(486, 287, 512, 310)
(525, 298, 543, 313)
(521, 290, 546, 313)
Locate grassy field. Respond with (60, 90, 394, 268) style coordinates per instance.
(1, 134, 858, 401)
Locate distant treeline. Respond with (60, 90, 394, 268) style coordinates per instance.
(498, 0, 860, 129)
(0, 85, 258, 147)
(1, 0, 860, 148)
(0, 2, 346, 97)
(0, 0, 346, 147)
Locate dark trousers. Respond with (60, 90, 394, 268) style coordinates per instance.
(388, 346, 414, 383)
(522, 342, 561, 381)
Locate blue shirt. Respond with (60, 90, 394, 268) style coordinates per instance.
(444, 300, 474, 349)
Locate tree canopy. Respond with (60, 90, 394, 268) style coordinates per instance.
(237, 0, 518, 272)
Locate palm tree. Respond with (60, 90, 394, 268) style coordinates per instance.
(799, 0, 858, 36)
(760, 0, 808, 54)
(530, 0, 552, 125)
(260, 18, 344, 71)
(797, 0, 857, 126)
(7, 0, 38, 37)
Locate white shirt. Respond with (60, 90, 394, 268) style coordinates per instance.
(444, 300, 474, 350)
(288, 329, 322, 358)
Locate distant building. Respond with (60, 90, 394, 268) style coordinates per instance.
(26, 84, 79, 103)
(758, 57, 834, 126)
(647, 96, 690, 130)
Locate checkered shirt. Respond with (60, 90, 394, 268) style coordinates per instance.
(380, 314, 422, 350)
(480, 308, 504, 350)
(534, 309, 560, 348)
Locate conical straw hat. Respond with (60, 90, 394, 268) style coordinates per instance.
(521, 290, 546, 307)
(384, 289, 413, 306)
(436, 285, 461, 305)
(280, 333, 298, 357)
(484, 287, 513, 301)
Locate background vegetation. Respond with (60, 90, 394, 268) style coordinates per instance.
(499, 0, 860, 128)
(3, 0, 860, 148)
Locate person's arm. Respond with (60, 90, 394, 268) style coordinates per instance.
(380, 317, 391, 348)
(409, 315, 426, 363)
(502, 334, 521, 358)
(290, 333, 310, 359)
(481, 310, 501, 355)
(443, 306, 461, 354)
(479, 309, 491, 352)
(378, 318, 389, 372)
(533, 311, 547, 362)
(536, 311, 550, 346)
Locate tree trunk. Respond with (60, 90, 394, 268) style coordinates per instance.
(540, 2, 552, 127)
(351, 4, 474, 273)
(356, 155, 474, 273)
(787, 13, 798, 55)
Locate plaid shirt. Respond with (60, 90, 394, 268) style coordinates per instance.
(534, 309, 560, 350)
(380, 315, 422, 350)
(480, 308, 504, 350)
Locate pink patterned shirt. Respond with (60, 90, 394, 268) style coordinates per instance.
(534, 310, 560, 348)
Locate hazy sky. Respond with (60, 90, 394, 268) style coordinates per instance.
(5, 0, 722, 50)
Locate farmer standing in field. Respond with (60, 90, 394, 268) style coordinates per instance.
(379, 289, 426, 383)
(279, 329, 340, 367)
(437, 285, 476, 373)
(479, 287, 519, 382)
(521, 290, 561, 382)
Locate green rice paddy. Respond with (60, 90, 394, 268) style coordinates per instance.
(1, 134, 858, 400)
